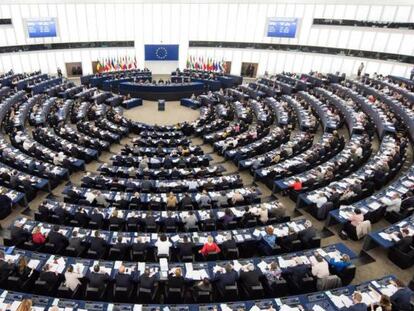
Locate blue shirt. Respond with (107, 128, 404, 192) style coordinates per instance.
(329, 259, 351, 272)
(263, 234, 276, 247)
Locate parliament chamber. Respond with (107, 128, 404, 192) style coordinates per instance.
(0, 0, 413, 310)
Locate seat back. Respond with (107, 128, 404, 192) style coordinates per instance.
(223, 285, 238, 301)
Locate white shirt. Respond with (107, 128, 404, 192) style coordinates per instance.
(64, 271, 83, 291)
(85, 192, 96, 203)
(312, 195, 327, 208)
(155, 239, 172, 256)
(382, 197, 402, 213)
(311, 260, 330, 279)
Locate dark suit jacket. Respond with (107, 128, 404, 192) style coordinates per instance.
(298, 227, 316, 247)
(89, 236, 108, 255)
(89, 272, 109, 290)
(10, 226, 30, 246)
(340, 303, 367, 311)
(0, 259, 12, 281)
(391, 287, 413, 311)
(221, 240, 237, 253)
(239, 270, 262, 287)
(139, 274, 156, 289)
(48, 231, 69, 250)
(168, 275, 185, 289)
(114, 242, 128, 257)
(181, 197, 193, 207)
(68, 237, 83, 253)
(395, 236, 413, 253)
(178, 242, 194, 257)
(213, 270, 238, 292)
(115, 272, 133, 289)
(90, 213, 104, 227)
(132, 242, 148, 253)
(39, 271, 59, 288)
(284, 264, 310, 286)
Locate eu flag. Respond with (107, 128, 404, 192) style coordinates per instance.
(145, 44, 179, 61)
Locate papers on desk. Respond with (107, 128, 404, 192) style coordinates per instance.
(185, 269, 209, 280)
(312, 305, 326, 311)
(280, 305, 301, 311)
(369, 202, 381, 210)
(278, 257, 295, 269)
(257, 260, 268, 272)
(27, 259, 40, 270)
(233, 260, 242, 272)
(160, 258, 168, 271)
(170, 235, 180, 243)
(378, 232, 392, 241)
(361, 291, 380, 305)
(378, 284, 398, 297)
(47, 256, 66, 274)
(220, 304, 234, 311)
(329, 294, 352, 308)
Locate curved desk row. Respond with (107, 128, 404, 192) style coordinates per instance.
(119, 82, 205, 101)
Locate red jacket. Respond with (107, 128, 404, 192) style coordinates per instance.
(32, 232, 46, 244)
(290, 181, 302, 191)
(199, 242, 221, 256)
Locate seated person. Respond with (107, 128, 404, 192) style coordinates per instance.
(283, 257, 310, 289)
(68, 230, 85, 254)
(47, 225, 69, 252)
(390, 279, 413, 311)
(264, 261, 282, 286)
(64, 264, 83, 292)
(340, 292, 367, 311)
(89, 230, 108, 257)
(239, 263, 263, 288)
(212, 263, 238, 293)
(39, 264, 59, 289)
(216, 191, 229, 208)
(166, 192, 178, 209)
(109, 210, 125, 228)
(220, 208, 234, 227)
(155, 234, 172, 258)
(231, 191, 244, 205)
(221, 233, 237, 255)
(199, 235, 221, 256)
(115, 264, 134, 291)
(298, 220, 316, 248)
(328, 253, 351, 273)
(180, 192, 193, 208)
(88, 264, 110, 291)
(259, 226, 277, 255)
(197, 190, 211, 207)
(178, 235, 194, 259)
(393, 228, 413, 253)
(183, 210, 198, 230)
(138, 267, 156, 290)
(32, 226, 46, 245)
(168, 267, 185, 289)
(382, 193, 402, 213)
(311, 252, 330, 279)
(10, 222, 30, 246)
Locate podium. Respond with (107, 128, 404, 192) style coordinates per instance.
(158, 99, 165, 111)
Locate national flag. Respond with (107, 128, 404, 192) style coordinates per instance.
(96, 59, 101, 72)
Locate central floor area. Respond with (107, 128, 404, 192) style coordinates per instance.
(123, 101, 200, 125)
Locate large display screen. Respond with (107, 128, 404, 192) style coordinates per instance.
(145, 44, 179, 61)
(26, 18, 57, 38)
(267, 18, 299, 38)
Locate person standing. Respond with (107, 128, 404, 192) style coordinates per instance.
(357, 63, 364, 78)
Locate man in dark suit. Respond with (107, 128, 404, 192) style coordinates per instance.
(340, 292, 367, 311)
(0, 189, 12, 219)
(138, 268, 156, 290)
(88, 264, 110, 291)
(73, 207, 90, 227)
(47, 225, 69, 253)
(90, 209, 104, 228)
(0, 251, 12, 282)
(39, 264, 60, 289)
(141, 176, 153, 192)
(402, 191, 414, 210)
(212, 263, 238, 294)
(394, 228, 413, 253)
(163, 156, 173, 169)
(239, 263, 263, 288)
(163, 211, 177, 230)
(221, 233, 238, 257)
(177, 235, 194, 259)
(180, 193, 193, 208)
(68, 230, 84, 254)
(298, 220, 316, 248)
(89, 230, 108, 258)
(115, 264, 134, 292)
(283, 257, 310, 289)
(10, 222, 30, 246)
(113, 235, 129, 258)
(390, 279, 413, 311)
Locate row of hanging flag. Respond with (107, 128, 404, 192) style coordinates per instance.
(96, 56, 138, 72)
(186, 56, 227, 72)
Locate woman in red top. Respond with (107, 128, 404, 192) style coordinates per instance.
(198, 236, 221, 256)
(32, 226, 46, 245)
(290, 178, 302, 191)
